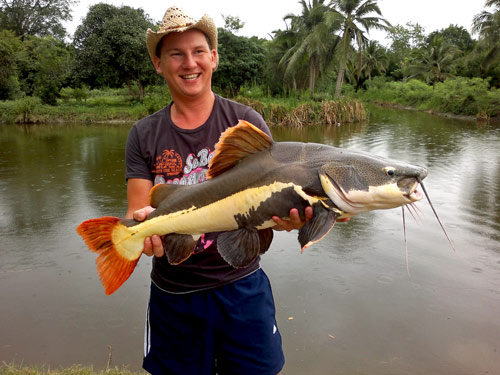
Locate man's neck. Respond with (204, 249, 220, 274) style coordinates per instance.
(170, 92, 216, 130)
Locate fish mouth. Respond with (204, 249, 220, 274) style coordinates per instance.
(399, 177, 423, 202)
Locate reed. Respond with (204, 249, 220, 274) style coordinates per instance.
(236, 97, 367, 127)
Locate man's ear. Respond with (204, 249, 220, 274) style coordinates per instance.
(153, 55, 162, 74)
(211, 49, 218, 71)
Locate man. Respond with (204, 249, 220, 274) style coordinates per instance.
(125, 6, 311, 374)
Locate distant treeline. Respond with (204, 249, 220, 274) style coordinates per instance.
(1, 0, 499, 118)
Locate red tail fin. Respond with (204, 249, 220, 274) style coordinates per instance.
(76, 217, 140, 295)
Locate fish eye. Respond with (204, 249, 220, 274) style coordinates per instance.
(385, 167, 396, 176)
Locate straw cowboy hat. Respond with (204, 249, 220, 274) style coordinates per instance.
(146, 6, 218, 68)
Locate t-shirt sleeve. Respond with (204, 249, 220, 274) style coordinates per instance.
(125, 124, 153, 181)
(241, 107, 272, 139)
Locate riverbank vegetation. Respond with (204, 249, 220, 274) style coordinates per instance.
(0, 363, 145, 375)
(1, 0, 500, 124)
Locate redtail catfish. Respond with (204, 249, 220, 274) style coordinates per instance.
(77, 120, 427, 294)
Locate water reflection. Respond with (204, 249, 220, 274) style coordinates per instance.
(1, 109, 500, 374)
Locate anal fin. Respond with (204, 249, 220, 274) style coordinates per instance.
(163, 234, 198, 265)
(217, 228, 261, 268)
(298, 204, 338, 252)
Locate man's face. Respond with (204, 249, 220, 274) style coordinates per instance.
(153, 29, 217, 100)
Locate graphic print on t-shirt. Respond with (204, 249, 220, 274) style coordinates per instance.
(153, 147, 214, 186)
(152, 149, 183, 183)
(152, 147, 216, 254)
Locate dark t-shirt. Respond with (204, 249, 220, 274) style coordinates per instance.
(125, 94, 272, 293)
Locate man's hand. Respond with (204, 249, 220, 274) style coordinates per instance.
(272, 207, 313, 232)
(272, 207, 351, 232)
(133, 206, 165, 257)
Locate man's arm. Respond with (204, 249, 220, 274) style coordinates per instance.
(126, 178, 164, 257)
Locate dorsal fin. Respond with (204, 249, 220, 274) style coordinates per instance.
(149, 183, 183, 208)
(207, 120, 273, 179)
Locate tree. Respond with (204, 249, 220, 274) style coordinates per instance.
(386, 22, 426, 80)
(15, 35, 72, 103)
(427, 25, 475, 53)
(213, 28, 266, 96)
(0, 29, 20, 99)
(362, 40, 388, 82)
(0, 0, 75, 39)
(329, 0, 390, 97)
(472, 0, 500, 70)
(72, 4, 157, 99)
(265, 28, 303, 94)
(407, 35, 461, 89)
(278, 0, 339, 94)
(388, 22, 426, 55)
(222, 14, 245, 33)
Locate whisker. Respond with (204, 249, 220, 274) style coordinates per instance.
(405, 203, 421, 223)
(402, 206, 411, 277)
(411, 202, 423, 217)
(419, 181, 456, 252)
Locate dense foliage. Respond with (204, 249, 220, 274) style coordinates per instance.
(72, 4, 159, 100)
(213, 28, 266, 96)
(0, 0, 75, 39)
(0, 0, 499, 119)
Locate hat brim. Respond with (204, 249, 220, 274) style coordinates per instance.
(146, 14, 218, 67)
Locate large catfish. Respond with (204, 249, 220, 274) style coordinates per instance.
(77, 120, 427, 294)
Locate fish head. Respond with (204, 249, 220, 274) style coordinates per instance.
(319, 152, 427, 215)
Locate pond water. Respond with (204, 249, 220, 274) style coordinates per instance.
(1, 107, 499, 374)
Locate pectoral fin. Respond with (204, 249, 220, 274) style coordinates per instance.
(217, 228, 262, 268)
(298, 204, 338, 252)
(163, 234, 198, 265)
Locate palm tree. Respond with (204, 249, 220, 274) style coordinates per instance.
(362, 40, 389, 82)
(407, 36, 461, 89)
(472, 0, 500, 70)
(278, 0, 340, 94)
(343, 42, 388, 90)
(329, 0, 390, 97)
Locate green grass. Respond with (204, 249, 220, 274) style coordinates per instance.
(0, 362, 146, 375)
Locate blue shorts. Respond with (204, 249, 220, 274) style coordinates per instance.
(143, 269, 284, 375)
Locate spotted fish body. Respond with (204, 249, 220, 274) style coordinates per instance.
(77, 120, 427, 294)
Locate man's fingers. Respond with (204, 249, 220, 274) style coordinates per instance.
(142, 235, 165, 257)
(272, 207, 312, 232)
(305, 206, 313, 220)
(151, 235, 165, 257)
(143, 237, 153, 256)
(133, 205, 155, 222)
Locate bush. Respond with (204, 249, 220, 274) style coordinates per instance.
(361, 76, 500, 117)
(431, 77, 490, 115)
(0, 96, 42, 123)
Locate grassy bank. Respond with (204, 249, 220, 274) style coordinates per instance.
(1, 77, 499, 125)
(0, 86, 366, 126)
(360, 77, 500, 120)
(236, 96, 366, 127)
(0, 363, 145, 375)
(0, 87, 164, 124)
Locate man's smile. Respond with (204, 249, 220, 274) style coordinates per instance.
(181, 73, 201, 81)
